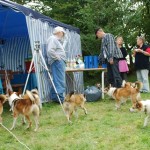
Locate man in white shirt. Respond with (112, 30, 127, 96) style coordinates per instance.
(47, 26, 66, 103)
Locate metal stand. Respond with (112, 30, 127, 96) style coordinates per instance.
(23, 41, 65, 113)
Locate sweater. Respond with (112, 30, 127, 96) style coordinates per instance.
(119, 47, 127, 60)
(46, 35, 66, 65)
(134, 44, 149, 70)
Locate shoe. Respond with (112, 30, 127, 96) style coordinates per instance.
(140, 90, 149, 93)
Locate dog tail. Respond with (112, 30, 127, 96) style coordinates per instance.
(0, 95, 7, 104)
(26, 90, 36, 102)
(135, 81, 143, 92)
(31, 89, 39, 95)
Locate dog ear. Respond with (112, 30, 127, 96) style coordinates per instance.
(18, 88, 22, 95)
(69, 91, 74, 97)
(104, 87, 108, 93)
(124, 82, 130, 87)
(16, 92, 20, 96)
(136, 101, 142, 109)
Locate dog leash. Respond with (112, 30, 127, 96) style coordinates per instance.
(0, 123, 31, 150)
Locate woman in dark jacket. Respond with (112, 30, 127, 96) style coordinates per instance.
(133, 36, 150, 93)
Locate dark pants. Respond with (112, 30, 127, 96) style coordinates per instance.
(120, 72, 127, 81)
(107, 58, 122, 88)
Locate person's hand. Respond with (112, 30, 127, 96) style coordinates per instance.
(134, 49, 143, 53)
(109, 58, 114, 64)
(56, 55, 61, 60)
(139, 49, 144, 53)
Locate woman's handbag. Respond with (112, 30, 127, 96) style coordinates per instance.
(118, 60, 129, 72)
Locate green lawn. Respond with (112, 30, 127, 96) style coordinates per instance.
(0, 92, 150, 150)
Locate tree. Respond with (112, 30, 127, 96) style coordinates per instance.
(11, 0, 150, 60)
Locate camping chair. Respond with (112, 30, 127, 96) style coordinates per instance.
(0, 70, 13, 93)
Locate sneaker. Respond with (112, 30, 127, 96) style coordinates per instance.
(140, 90, 149, 93)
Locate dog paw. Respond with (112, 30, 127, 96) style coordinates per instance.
(22, 122, 26, 125)
(10, 127, 13, 131)
(34, 128, 38, 132)
(26, 126, 30, 130)
(129, 108, 136, 112)
(68, 120, 72, 124)
(143, 125, 147, 128)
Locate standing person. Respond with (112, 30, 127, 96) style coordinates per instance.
(47, 26, 66, 103)
(133, 36, 150, 93)
(95, 27, 123, 88)
(116, 36, 129, 81)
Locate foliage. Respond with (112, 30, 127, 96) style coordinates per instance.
(11, 0, 150, 57)
(1, 88, 150, 149)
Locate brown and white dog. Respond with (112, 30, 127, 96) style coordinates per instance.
(63, 92, 87, 123)
(130, 100, 150, 127)
(8, 90, 39, 131)
(31, 89, 41, 110)
(104, 81, 142, 110)
(0, 94, 8, 123)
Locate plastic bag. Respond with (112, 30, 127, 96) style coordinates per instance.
(84, 86, 102, 102)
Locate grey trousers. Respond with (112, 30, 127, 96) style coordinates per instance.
(136, 69, 150, 92)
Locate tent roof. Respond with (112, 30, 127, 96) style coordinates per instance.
(0, 0, 80, 38)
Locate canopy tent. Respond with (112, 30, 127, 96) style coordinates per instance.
(0, 0, 83, 102)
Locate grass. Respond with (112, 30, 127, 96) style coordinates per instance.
(0, 93, 150, 150)
(0, 73, 150, 150)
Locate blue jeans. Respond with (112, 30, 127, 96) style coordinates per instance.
(50, 60, 66, 102)
(136, 69, 150, 92)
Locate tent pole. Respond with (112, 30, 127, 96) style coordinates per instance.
(23, 51, 36, 95)
(38, 49, 65, 114)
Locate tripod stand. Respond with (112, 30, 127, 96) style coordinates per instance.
(23, 41, 65, 113)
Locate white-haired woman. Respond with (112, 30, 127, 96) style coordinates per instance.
(133, 36, 150, 93)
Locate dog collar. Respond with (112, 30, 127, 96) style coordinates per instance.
(11, 98, 20, 111)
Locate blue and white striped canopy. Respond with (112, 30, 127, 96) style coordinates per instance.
(0, 0, 83, 102)
(0, 0, 80, 38)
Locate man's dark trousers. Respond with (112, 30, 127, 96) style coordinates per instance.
(107, 58, 122, 88)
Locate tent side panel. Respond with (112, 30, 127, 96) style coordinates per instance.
(0, 36, 30, 71)
(25, 16, 84, 102)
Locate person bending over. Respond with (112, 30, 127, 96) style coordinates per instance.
(95, 27, 123, 88)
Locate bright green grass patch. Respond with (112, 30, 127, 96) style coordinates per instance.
(0, 92, 150, 150)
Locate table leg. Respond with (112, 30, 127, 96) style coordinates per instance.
(101, 71, 105, 99)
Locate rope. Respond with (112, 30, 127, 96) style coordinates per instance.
(0, 123, 31, 150)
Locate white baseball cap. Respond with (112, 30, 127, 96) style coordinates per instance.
(53, 26, 66, 34)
